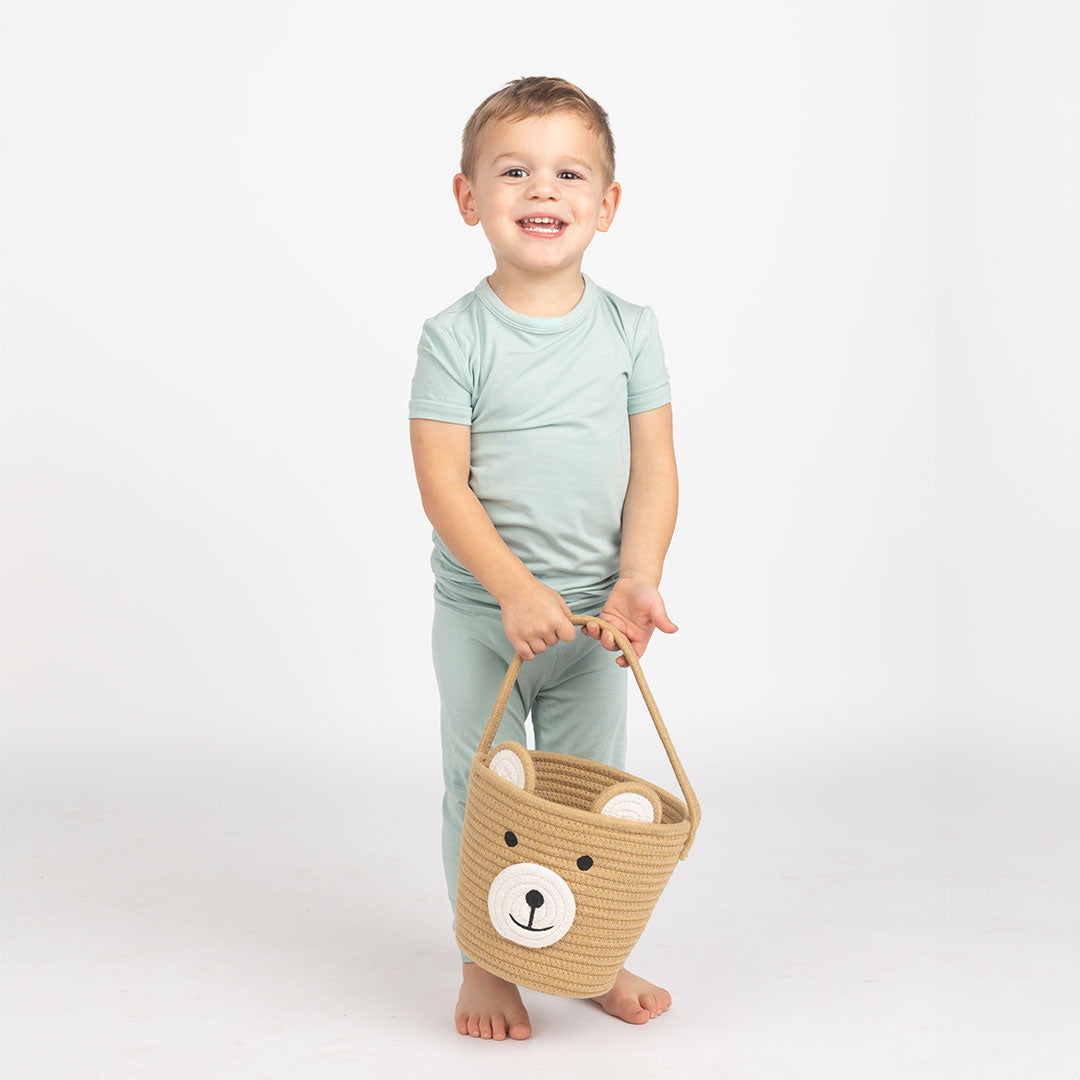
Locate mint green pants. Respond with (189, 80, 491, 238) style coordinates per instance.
(431, 595, 628, 964)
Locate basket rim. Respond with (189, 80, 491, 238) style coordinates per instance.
(470, 749, 691, 838)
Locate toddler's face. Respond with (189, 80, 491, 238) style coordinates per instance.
(454, 111, 621, 277)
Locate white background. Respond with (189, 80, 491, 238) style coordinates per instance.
(2, 2, 1078, 1077)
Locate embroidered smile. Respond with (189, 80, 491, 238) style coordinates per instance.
(509, 911, 555, 932)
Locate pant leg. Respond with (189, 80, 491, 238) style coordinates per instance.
(431, 599, 557, 962)
(530, 620, 629, 770)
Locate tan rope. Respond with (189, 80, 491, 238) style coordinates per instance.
(477, 613, 700, 859)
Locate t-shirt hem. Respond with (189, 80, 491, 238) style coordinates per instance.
(627, 389, 672, 415)
(408, 400, 473, 424)
(432, 574, 619, 614)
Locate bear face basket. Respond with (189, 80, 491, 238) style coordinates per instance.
(454, 614, 701, 998)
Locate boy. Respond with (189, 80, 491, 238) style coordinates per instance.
(408, 76, 680, 1040)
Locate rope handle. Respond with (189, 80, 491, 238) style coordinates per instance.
(477, 614, 700, 860)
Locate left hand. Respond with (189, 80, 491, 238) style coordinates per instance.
(580, 574, 679, 667)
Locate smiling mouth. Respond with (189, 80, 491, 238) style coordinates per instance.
(509, 912, 555, 932)
(517, 217, 567, 236)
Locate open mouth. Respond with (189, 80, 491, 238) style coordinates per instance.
(509, 912, 555, 932)
(517, 216, 567, 237)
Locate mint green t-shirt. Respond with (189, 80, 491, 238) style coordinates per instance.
(408, 272, 671, 610)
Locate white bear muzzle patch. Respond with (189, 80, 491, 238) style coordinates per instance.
(487, 862, 576, 948)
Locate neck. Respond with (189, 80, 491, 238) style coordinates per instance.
(486, 264, 586, 318)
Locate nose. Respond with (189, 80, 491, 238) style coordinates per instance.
(524, 174, 557, 199)
(525, 889, 545, 910)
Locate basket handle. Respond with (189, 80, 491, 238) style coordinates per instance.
(477, 614, 701, 860)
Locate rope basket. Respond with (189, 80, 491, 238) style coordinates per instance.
(455, 614, 701, 998)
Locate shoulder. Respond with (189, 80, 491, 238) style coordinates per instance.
(426, 286, 478, 324)
(421, 287, 480, 334)
(588, 277, 660, 353)
(418, 287, 486, 358)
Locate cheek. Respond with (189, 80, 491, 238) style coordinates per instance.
(574, 197, 602, 221)
(491, 189, 520, 213)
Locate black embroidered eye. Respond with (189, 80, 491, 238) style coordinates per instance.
(504, 831, 518, 847)
(577, 855, 593, 871)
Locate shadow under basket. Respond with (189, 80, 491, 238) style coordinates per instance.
(455, 614, 702, 998)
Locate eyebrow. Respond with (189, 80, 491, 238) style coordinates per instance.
(491, 153, 594, 171)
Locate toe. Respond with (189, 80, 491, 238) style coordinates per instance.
(479, 1015, 493, 1039)
(508, 1013, 532, 1040)
(467, 1014, 481, 1038)
(641, 992, 659, 1017)
(491, 1014, 507, 1040)
(621, 997, 650, 1024)
(455, 1012, 469, 1036)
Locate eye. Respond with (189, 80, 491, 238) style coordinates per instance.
(501, 168, 582, 180)
(504, 831, 518, 847)
(577, 855, 593, 871)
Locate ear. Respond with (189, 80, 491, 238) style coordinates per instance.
(486, 741, 536, 794)
(591, 781, 663, 824)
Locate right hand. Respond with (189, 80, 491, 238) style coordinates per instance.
(500, 580, 577, 661)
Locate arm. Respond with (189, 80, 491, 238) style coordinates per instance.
(620, 402, 679, 586)
(409, 418, 532, 604)
(583, 403, 680, 665)
(409, 418, 576, 658)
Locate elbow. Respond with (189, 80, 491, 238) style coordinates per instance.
(419, 477, 470, 519)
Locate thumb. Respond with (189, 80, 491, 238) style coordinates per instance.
(652, 600, 679, 634)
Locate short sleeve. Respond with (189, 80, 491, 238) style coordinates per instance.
(626, 306, 671, 415)
(407, 318, 474, 424)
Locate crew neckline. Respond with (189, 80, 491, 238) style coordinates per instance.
(475, 272, 597, 333)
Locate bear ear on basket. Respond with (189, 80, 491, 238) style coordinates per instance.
(590, 781, 663, 824)
(486, 741, 536, 794)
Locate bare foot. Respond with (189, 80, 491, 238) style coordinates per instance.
(589, 967, 672, 1024)
(454, 961, 532, 1040)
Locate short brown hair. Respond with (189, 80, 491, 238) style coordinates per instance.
(460, 75, 616, 191)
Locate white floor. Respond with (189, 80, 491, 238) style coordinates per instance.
(3, 737, 1077, 1080)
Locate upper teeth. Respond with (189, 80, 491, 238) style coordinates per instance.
(522, 217, 561, 224)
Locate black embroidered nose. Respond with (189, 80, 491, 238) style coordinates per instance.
(525, 889, 544, 910)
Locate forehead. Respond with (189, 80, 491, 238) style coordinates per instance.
(478, 111, 603, 169)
